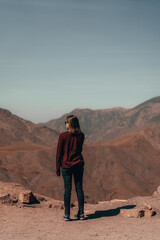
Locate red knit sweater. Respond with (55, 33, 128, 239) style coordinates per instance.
(56, 131, 85, 174)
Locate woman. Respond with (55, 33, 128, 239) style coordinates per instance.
(56, 115, 85, 221)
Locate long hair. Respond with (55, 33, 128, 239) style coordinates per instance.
(66, 115, 82, 135)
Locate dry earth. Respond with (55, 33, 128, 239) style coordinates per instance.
(1, 127, 160, 204)
(0, 181, 160, 240)
(1, 97, 160, 203)
(1, 97, 160, 239)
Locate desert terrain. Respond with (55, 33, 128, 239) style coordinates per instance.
(0, 97, 160, 203)
(0, 126, 160, 204)
(0, 97, 160, 239)
(0, 181, 160, 240)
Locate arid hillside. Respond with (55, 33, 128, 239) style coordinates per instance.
(83, 127, 160, 202)
(0, 128, 160, 203)
(0, 108, 59, 146)
(45, 96, 160, 142)
(0, 97, 160, 203)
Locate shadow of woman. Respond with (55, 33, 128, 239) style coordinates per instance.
(85, 204, 136, 220)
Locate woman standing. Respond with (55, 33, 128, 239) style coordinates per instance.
(56, 115, 85, 221)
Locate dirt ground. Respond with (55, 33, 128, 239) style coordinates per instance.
(1, 198, 160, 240)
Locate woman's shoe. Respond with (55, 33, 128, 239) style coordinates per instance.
(63, 215, 70, 221)
(74, 213, 85, 220)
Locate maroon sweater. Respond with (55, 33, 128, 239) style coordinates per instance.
(56, 131, 84, 174)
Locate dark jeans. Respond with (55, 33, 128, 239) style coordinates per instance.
(62, 164, 84, 216)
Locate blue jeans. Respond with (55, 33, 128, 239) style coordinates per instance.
(62, 164, 84, 216)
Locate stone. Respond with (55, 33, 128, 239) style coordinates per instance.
(53, 203, 64, 209)
(37, 196, 47, 202)
(143, 202, 152, 210)
(0, 194, 18, 205)
(70, 202, 75, 208)
(19, 191, 39, 204)
(153, 191, 158, 197)
(144, 210, 156, 217)
(48, 202, 64, 209)
(157, 186, 160, 194)
(48, 203, 52, 208)
(153, 186, 160, 197)
(120, 208, 145, 218)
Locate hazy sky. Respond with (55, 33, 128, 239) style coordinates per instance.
(0, 0, 160, 123)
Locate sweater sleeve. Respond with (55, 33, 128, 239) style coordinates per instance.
(79, 133, 85, 152)
(56, 134, 64, 174)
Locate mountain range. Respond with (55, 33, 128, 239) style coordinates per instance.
(0, 108, 59, 146)
(45, 96, 160, 142)
(0, 96, 160, 203)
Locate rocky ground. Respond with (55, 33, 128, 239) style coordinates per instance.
(0, 181, 160, 240)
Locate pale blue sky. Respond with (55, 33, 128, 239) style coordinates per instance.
(0, 0, 160, 123)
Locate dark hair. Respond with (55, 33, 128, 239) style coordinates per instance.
(66, 115, 82, 135)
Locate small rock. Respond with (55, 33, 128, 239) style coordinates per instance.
(48, 203, 52, 208)
(144, 210, 156, 217)
(153, 191, 158, 197)
(0, 194, 18, 205)
(48, 202, 64, 209)
(19, 191, 39, 204)
(37, 196, 47, 202)
(157, 186, 160, 194)
(53, 204, 64, 209)
(70, 202, 75, 208)
(153, 186, 160, 197)
(120, 208, 145, 218)
(143, 202, 152, 210)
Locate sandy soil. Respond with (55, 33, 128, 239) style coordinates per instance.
(0, 181, 160, 240)
(1, 198, 160, 240)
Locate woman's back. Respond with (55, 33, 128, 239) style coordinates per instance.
(56, 131, 84, 171)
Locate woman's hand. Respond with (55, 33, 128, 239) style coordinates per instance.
(56, 170, 61, 176)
